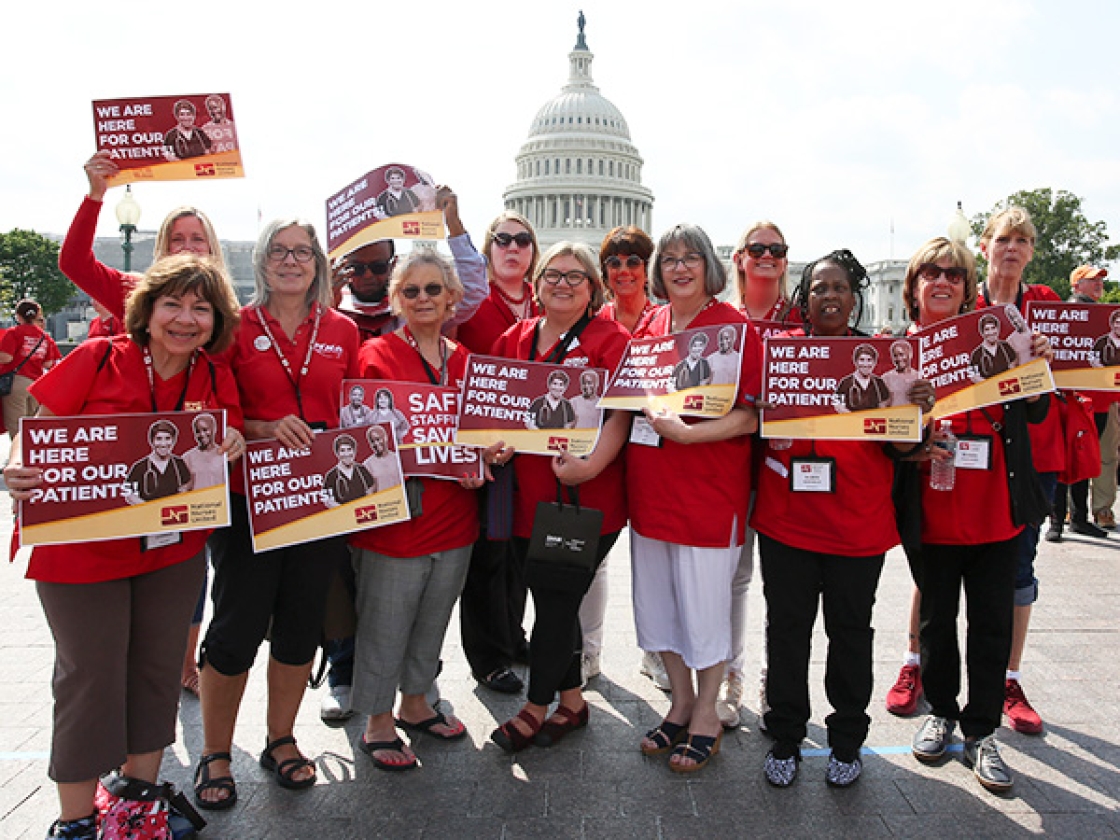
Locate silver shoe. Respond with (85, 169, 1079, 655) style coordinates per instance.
(912, 714, 954, 763)
(963, 734, 1013, 793)
(640, 651, 671, 692)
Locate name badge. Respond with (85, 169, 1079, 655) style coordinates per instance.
(790, 457, 836, 493)
(955, 435, 993, 470)
(630, 415, 661, 447)
(142, 532, 183, 551)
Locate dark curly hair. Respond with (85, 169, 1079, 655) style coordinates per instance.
(793, 248, 870, 330)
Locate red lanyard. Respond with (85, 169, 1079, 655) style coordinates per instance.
(143, 346, 196, 413)
(255, 303, 322, 421)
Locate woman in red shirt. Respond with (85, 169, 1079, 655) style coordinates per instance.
(629, 224, 762, 773)
(752, 249, 933, 788)
(0, 299, 61, 438)
(4, 255, 243, 840)
(488, 242, 631, 753)
(349, 250, 485, 770)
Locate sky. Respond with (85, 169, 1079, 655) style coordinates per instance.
(3, 0, 1118, 269)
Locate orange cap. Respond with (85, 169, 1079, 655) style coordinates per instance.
(1071, 265, 1108, 283)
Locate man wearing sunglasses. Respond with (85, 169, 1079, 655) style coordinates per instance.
(331, 186, 487, 342)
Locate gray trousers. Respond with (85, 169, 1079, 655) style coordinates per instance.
(352, 545, 471, 715)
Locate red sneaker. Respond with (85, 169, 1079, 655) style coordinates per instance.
(1004, 678, 1043, 734)
(886, 664, 922, 716)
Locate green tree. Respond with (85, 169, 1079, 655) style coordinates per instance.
(969, 188, 1119, 300)
(0, 229, 78, 317)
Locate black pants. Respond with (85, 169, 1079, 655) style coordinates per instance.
(459, 535, 528, 678)
(514, 532, 618, 707)
(758, 534, 885, 758)
(918, 538, 1017, 740)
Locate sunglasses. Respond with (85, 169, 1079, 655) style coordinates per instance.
(492, 231, 533, 249)
(401, 283, 445, 300)
(346, 259, 392, 276)
(918, 264, 967, 284)
(745, 243, 789, 259)
(604, 255, 646, 270)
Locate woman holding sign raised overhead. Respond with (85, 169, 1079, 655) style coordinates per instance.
(627, 224, 762, 774)
(3, 255, 243, 840)
(192, 220, 361, 808)
(348, 250, 485, 771)
(751, 250, 934, 789)
(900, 236, 1051, 795)
(487, 241, 631, 753)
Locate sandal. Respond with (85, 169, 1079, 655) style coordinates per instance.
(534, 703, 589, 748)
(640, 719, 688, 756)
(193, 752, 237, 811)
(395, 711, 467, 741)
(669, 731, 723, 774)
(259, 736, 316, 790)
(358, 735, 419, 771)
(491, 708, 543, 753)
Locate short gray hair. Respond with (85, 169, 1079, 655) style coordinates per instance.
(650, 224, 727, 300)
(250, 219, 333, 310)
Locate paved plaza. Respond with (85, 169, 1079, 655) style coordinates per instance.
(0, 483, 1118, 838)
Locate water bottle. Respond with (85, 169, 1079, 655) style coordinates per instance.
(930, 419, 957, 491)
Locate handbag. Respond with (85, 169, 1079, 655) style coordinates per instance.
(0, 333, 46, 397)
(527, 482, 602, 572)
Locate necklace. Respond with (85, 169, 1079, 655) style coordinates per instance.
(494, 281, 533, 321)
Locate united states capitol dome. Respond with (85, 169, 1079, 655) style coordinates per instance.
(503, 14, 654, 248)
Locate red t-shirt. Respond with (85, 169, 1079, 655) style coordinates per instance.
(491, 316, 631, 539)
(626, 302, 762, 547)
(25, 337, 243, 583)
(0, 324, 61, 380)
(58, 197, 136, 321)
(349, 333, 479, 557)
(455, 284, 537, 355)
(597, 300, 657, 336)
(919, 406, 1022, 545)
(978, 284, 1065, 471)
(87, 316, 124, 339)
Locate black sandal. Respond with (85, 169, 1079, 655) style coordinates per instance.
(259, 736, 316, 790)
(193, 752, 237, 811)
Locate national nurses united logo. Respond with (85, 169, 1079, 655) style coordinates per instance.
(355, 504, 379, 524)
(401, 221, 420, 236)
(998, 378, 1022, 397)
(1113, 372, 1120, 387)
(161, 505, 190, 526)
(547, 436, 570, 452)
(194, 163, 216, 177)
(683, 394, 705, 411)
(863, 418, 887, 435)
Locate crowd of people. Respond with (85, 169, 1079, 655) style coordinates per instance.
(2, 150, 1109, 839)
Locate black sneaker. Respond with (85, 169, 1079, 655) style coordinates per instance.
(1044, 523, 1062, 543)
(1070, 519, 1108, 539)
(477, 667, 523, 694)
(963, 734, 1013, 793)
(46, 814, 98, 839)
(912, 715, 954, 763)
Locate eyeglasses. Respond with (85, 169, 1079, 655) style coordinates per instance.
(541, 269, 589, 287)
(604, 255, 646, 270)
(659, 253, 704, 271)
(492, 231, 533, 249)
(918, 264, 966, 285)
(267, 245, 315, 263)
(401, 283, 445, 299)
(745, 243, 789, 259)
(345, 259, 392, 276)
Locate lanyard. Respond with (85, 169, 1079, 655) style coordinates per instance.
(530, 312, 592, 363)
(255, 303, 322, 421)
(143, 346, 196, 413)
(402, 326, 448, 386)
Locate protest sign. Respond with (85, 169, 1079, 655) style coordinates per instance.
(750, 318, 796, 342)
(339, 380, 482, 481)
(455, 355, 606, 456)
(599, 324, 743, 417)
(760, 336, 923, 441)
(917, 307, 1054, 420)
(244, 425, 409, 552)
(19, 411, 229, 546)
(1026, 301, 1120, 391)
(326, 164, 444, 259)
(92, 93, 243, 184)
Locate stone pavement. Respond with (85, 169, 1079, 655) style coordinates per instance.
(1, 488, 1119, 838)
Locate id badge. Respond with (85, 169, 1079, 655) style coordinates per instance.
(630, 415, 661, 447)
(789, 457, 836, 493)
(142, 532, 182, 551)
(955, 435, 993, 471)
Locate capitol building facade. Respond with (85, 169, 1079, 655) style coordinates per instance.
(502, 22, 654, 250)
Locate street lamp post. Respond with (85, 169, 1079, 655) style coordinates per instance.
(947, 200, 970, 244)
(115, 186, 142, 272)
